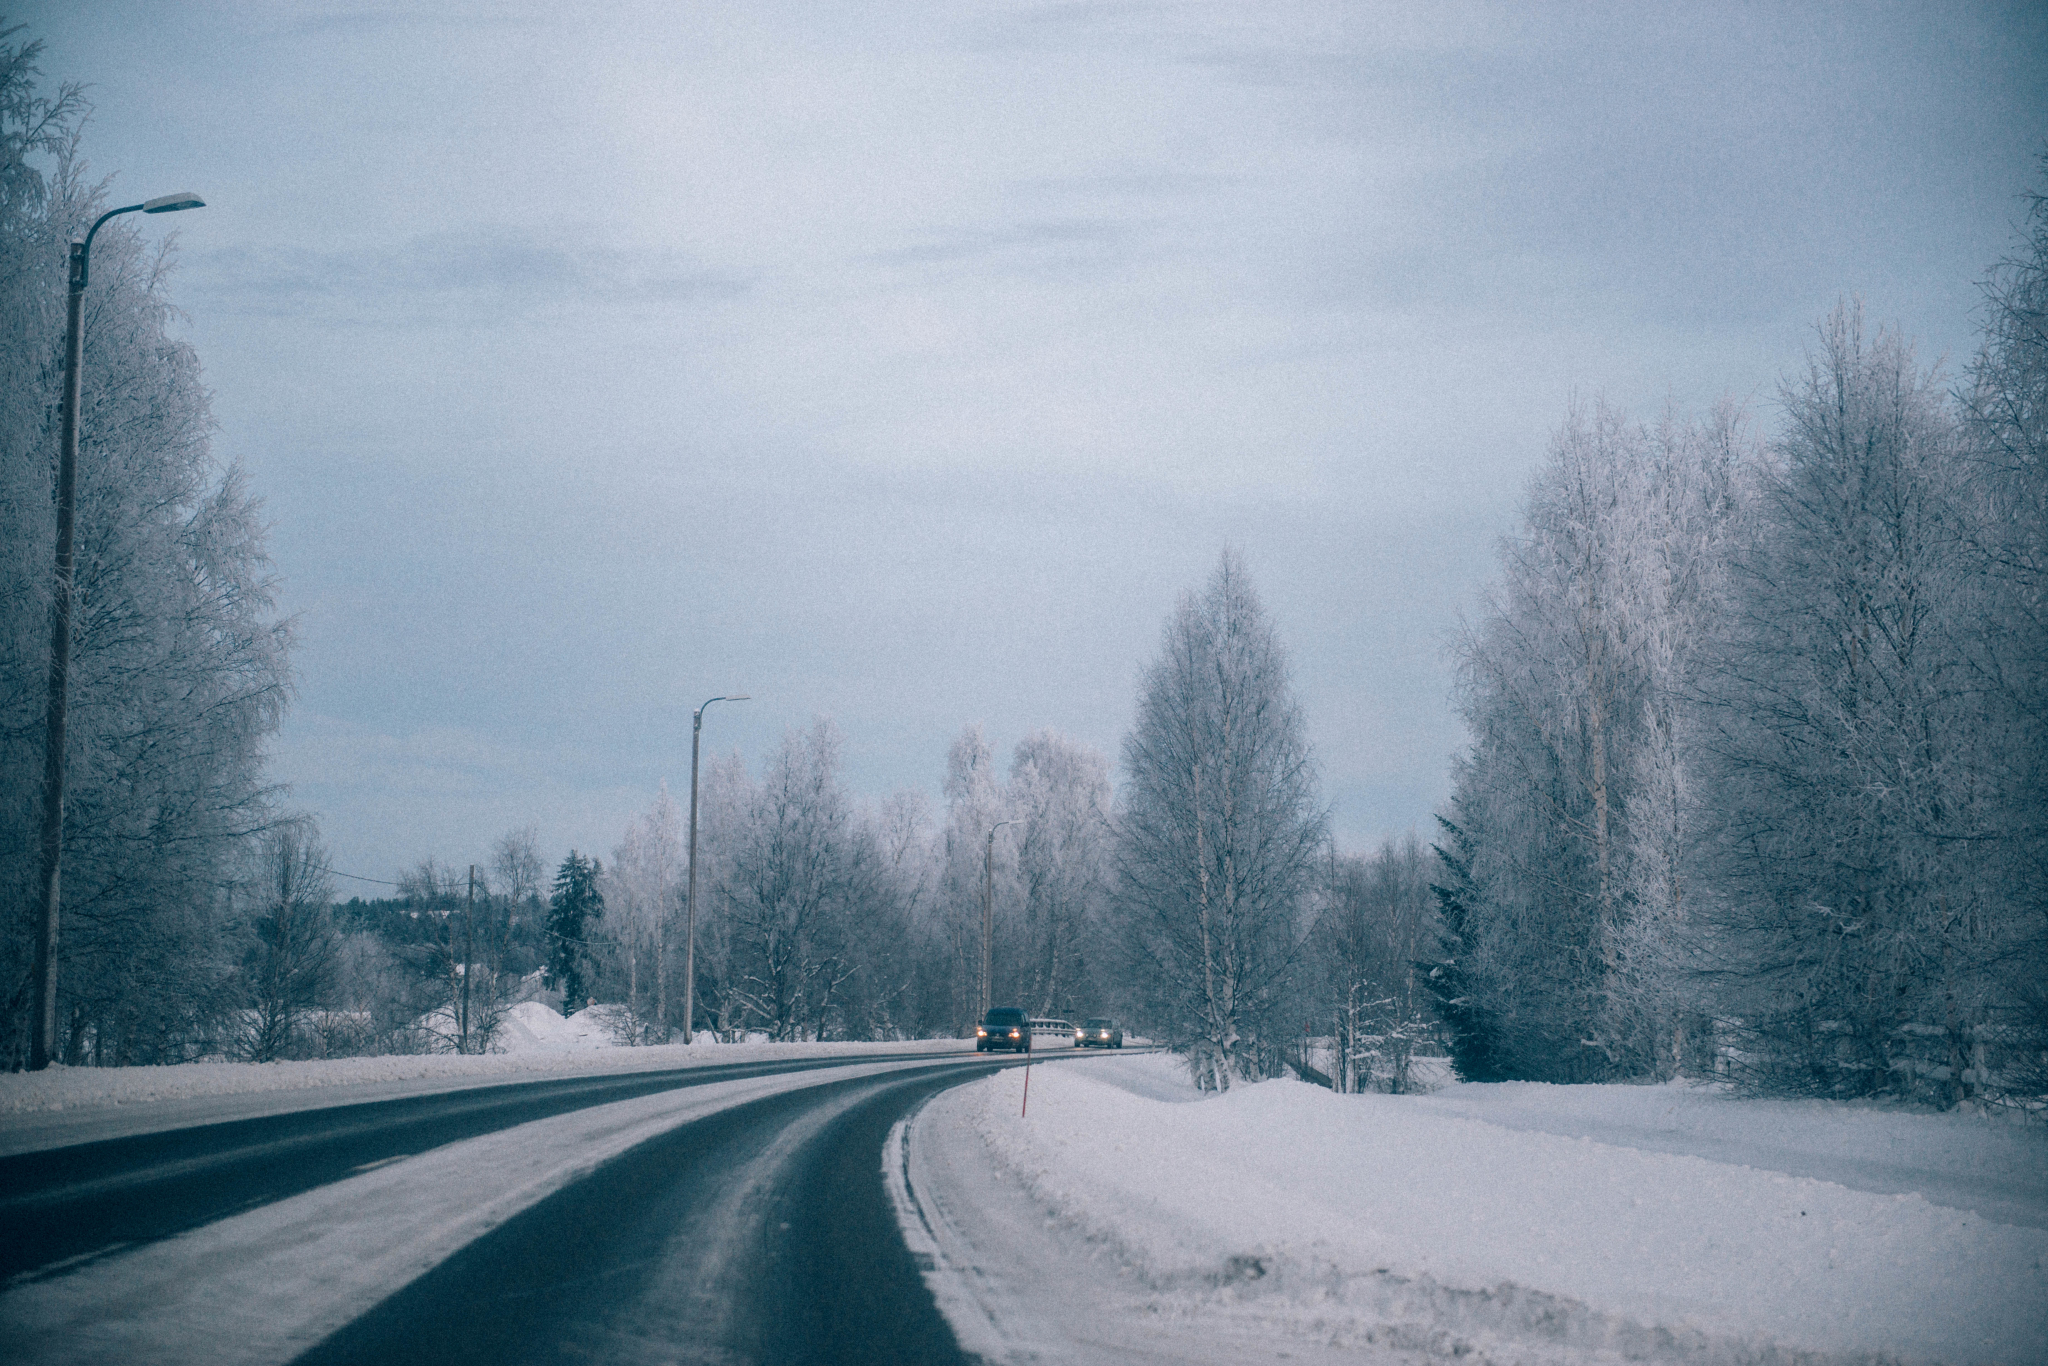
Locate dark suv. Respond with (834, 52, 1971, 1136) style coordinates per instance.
(975, 1006, 1031, 1052)
(1077, 1017, 1122, 1048)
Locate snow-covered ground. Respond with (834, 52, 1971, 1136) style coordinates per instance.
(898, 1054, 2048, 1365)
(0, 1014, 969, 1156)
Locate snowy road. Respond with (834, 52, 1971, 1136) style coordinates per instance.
(0, 1047, 1123, 1365)
(0, 1048, 970, 1283)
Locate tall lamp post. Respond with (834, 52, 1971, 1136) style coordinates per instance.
(980, 819, 1019, 1019)
(30, 191, 206, 1072)
(683, 693, 748, 1045)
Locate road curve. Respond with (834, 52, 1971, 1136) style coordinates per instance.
(290, 1058, 1008, 1366)
(0, 1048, 971, 1283)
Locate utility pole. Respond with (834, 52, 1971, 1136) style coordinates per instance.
(462, 864, 476, 1054)
(29, 191, 205, 1070)
(684, 694, 748, 1045)
(981, 819, 1018, 1019)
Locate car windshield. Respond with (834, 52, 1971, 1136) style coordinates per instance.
(983, 1009, 1025, 1025)
(1085, 1019, 1111, 1027)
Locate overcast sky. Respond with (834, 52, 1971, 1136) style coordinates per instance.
(21, 1, 2047, 885)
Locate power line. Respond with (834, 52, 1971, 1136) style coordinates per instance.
(330, 868, 400, 887)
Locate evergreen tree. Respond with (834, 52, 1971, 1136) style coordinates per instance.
(545, 852, 604, 1016)
(1420, 815, 1508, 1083)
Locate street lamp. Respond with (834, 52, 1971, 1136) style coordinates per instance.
(30, 191, 206, 1071)
(981, 819, 1019, 1020)
(683, 693, 749, 1045)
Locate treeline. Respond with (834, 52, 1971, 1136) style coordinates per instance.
(1433, 181, 2048, 1103)
(177, 553, 1343, 1084)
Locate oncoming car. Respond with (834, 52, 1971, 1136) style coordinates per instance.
(1076, 1017, 1122, 1048)
(975, 1006, 1030, 1052)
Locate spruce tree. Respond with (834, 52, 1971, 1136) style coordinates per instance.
(545, 852, 604, 1016)
(1420, 816, 1507, 1082)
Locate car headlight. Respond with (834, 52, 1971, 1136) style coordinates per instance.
(976, 1027, 986, 1036)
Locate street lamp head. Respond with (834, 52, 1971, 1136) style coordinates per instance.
(695, 692, 751, 722)
(142, 192, 205, 214)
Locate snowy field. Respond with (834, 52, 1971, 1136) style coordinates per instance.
(899, 1054, 2048, 1365)
(0, 1005, 969, 1154)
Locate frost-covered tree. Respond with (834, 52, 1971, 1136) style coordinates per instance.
(1442, 403, 1739, 1081)
(0, 34, 293, 1067)
(1116, 551, 1324, 1089)
(939, 724, 1010, 1021)
(847, 787, 938, 1038)
(687, 749, 751, 1038)
(1959, 165, 2048, 1093)
(1008, 729, 1112, 1018)
(1694, 305, 1997, 1096)
(718, 721, 867, 1040)
(605, 784, 684, 1043)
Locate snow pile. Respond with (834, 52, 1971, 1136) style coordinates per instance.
(0, 1032, 966, 1117)
(463, 1001, 618, 1052)
(963, 1055, 2048, 1364)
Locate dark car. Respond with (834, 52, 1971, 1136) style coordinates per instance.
(975, 1006, 1031, 1052)
(1077, 1017, 1122, 1048)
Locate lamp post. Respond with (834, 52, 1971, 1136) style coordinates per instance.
(683, 693, 748, 1045)
(980, 819, 1019, 1020)
(30, 191, 206, 1072)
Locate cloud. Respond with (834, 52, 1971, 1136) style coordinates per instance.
(186, 226, 748, 326)
(862, 216, 1145, 281)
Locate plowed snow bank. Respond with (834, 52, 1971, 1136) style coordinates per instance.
(957, 1055, 2047, 1364)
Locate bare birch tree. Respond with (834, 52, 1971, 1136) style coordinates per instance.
(236, 822, 336, 1062)
(720, 721, 864, 1040)
(1313, 836, 1437, 1093)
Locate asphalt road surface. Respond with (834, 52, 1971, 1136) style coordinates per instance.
(1, 1047, 1113, 1365)
(0, 1048, 969, 1283)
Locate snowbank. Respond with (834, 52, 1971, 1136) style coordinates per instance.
(472, 1001, 619, 1052)
(957, 1055, 2048, 1364)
